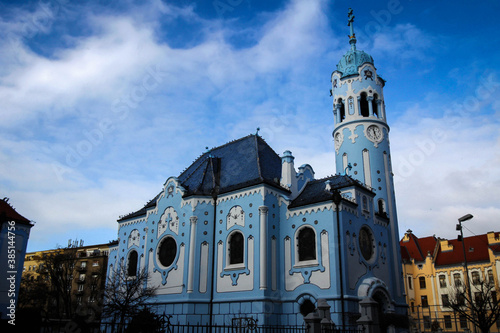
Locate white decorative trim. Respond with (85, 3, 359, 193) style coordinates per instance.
(287, 203, 334, 219)
(118, 218, 146, 230)
(181, 197, 214, 211)
(217, 187, 263, 203)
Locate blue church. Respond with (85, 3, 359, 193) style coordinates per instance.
(107, 9, 407, 330)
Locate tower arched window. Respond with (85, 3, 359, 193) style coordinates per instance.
(297, 227, 316, 262)
(127, 250, 138, 277)
(360, 92, 369, 117)
(377, 199, 386, 216)
(338, 98, 345, 122)
(228, 231, 244, 265)
(372, 94, 379, 118)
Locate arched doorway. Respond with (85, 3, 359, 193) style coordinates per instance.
(357, 278, 394, 333)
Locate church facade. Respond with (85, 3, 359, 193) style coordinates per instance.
(107, 9, 407, 329)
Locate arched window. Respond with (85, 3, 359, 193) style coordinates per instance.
(338, 98, 345, 122)
(372, 94, 379, 117)
(378, 199, 386, 215)
(298, 227, 316, 262)
(127, 250, 138, 277)
(360, 92, 369, 117)
(300, 299, 316, 317)
(228, 231, 244, 265)
(158, 236, 177, 267)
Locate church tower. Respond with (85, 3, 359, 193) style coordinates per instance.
(331, 9, 403, 296)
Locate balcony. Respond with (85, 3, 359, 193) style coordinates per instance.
(76, 265, 87, 272)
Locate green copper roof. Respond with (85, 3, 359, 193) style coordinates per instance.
(336, 8, 374, 78)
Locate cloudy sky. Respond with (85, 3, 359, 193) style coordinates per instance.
(1, 0, 499, 252)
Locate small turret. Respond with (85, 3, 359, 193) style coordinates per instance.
(281, 150, 298, 199)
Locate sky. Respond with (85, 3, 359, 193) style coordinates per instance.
(1, 0, 499, 252)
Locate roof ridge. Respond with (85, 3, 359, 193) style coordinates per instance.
(254, 135, 264, 181)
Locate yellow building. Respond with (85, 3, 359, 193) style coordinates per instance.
(400, 230, 500, 332)
(21, 240, 118, 320)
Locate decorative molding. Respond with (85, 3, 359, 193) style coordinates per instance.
(286, 203, 334, 219)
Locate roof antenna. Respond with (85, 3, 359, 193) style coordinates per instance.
(255, 127, 260, 136)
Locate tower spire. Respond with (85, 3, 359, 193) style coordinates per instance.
(347, 8, 356, 50)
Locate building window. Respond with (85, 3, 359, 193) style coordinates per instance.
(439, 275, 446, 288)
(127, 250, 138, 277)
(158, 236, 177, 268)
(297, 227, 316, 262)
(362, 196, 368, 211)
(454, 273, 462, 287)
(78, 284, 84, 292)
(423, 316, 431, 329)
(459, 315, 468, 329)
(79, 273, 85, 282)
(338, 98, 345, 122)
(359, 92, 369, 117)
(372, 94, 379, 117)
(419, 276, 426, 289)
(475, 292, 483, 303)
(407, 276, 413, 290)
(81, 261, 87, 268)
(77, 296, 82, 305)
(458, 293, 465, 306)
(488, 270, 494, 285)
(444, 315, 452, 329)
(93, 261, 99, 267)
(421, 295, 428, 307)
(442, 294, 450, 307)
(228, 231, 244, 265)
(377, 199, 386, 216)
(472, 271, 481, 285)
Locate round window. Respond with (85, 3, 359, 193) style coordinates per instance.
(359, 227, 375, 261)
(158, 237, 177, 267)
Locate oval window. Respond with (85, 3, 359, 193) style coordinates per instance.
(359, 227, 374, 261)
(158, 237, 177, 267)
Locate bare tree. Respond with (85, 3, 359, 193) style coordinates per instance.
(41, 247, 79, 319)
(448, 278, 500, 333)
(102, 262, 158, 331)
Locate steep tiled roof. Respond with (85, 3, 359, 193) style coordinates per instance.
(435, 234, 490, 267)
(399, 233, 437, 262)
(288, 175, 366, 209)
(0, 198, 31, 225)
(119, 135, 286, 221)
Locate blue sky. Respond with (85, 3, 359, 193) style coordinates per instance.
(1, 0, 499, 252)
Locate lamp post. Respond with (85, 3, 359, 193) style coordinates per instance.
(456, 214, 474, 319)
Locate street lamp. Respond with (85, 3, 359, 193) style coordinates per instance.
(456, 214, 474, 311)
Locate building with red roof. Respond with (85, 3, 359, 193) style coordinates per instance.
(400, 230, 500, 332)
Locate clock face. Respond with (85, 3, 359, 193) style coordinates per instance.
(366, 125, 382, 141)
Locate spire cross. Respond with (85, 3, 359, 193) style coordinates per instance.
(347, 8, 357, 50)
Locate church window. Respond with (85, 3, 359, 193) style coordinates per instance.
(228, 231, 244, 265)
(297, 227, 316, 262)
(362, 196, 368, 211)
(372, 94, 379, 117)
(419, 276, 426, 289)
(338, 98, 345, 122)
(299, 299, 315, 317)
(377, 199, 386, 216)
(359, 227, 374, 261)
(127, 250, 138, 277)
(158, 236, 177, 268)
(359, 92, 369, 117)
